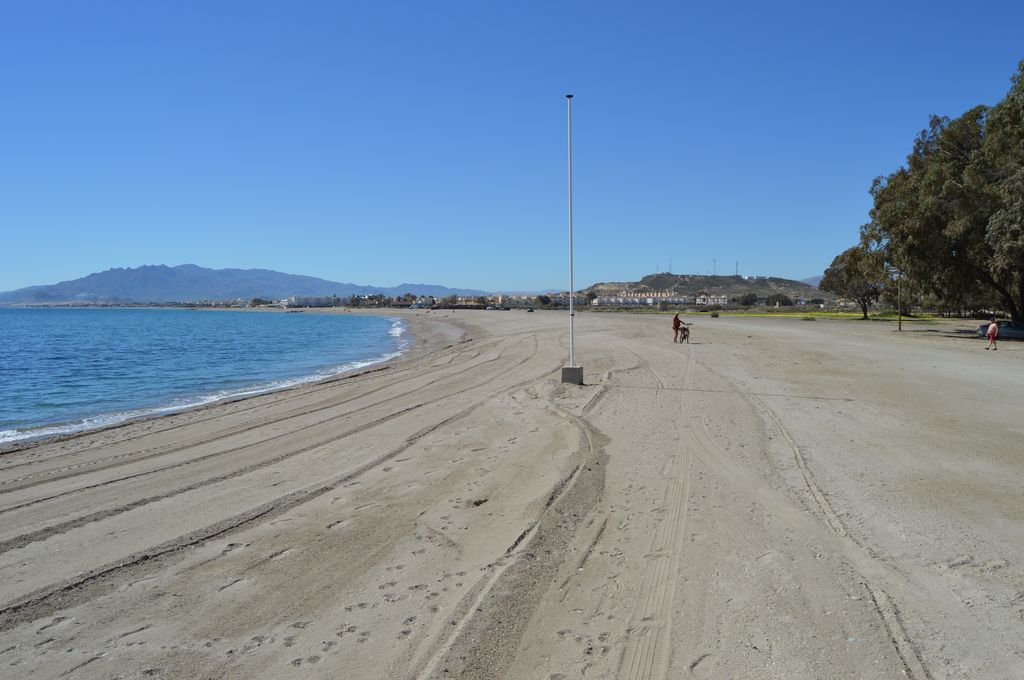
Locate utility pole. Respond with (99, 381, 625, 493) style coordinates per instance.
(897, 270, 902, 332)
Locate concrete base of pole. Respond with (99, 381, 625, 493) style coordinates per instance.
(561, 366, 583, 385)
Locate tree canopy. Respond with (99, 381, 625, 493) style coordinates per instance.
(764, 293, 793, 307)
(820, 245, 885, 319)
(864, 60, 1024, 321)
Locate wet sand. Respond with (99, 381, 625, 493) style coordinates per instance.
(1, 310, 1021, 679)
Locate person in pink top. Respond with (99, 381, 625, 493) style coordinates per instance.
(986, 318, 999, 350)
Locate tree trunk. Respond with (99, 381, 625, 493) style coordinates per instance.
(972, 265, 1020, 322)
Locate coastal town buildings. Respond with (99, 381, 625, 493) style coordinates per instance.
(285, 295, 340, 308)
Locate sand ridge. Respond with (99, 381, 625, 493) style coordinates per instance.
(0, 310, 1021, 678)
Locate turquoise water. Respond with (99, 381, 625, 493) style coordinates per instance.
(0, 308, 407, 444)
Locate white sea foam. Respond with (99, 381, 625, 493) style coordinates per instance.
(0, 317, 410, 446)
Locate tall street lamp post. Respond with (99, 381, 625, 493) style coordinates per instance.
(561, 94, 583, 385)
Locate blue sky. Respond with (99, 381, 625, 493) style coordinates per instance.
(2, 1, 1022, 293)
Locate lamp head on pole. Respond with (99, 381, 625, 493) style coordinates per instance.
(565, 94, 573, 99)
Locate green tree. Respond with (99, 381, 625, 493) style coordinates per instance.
(865, 61, 1024, 321)
(737, 292, 759, 306)
(536, 294, 551, 306)
(764, 293, 793, 307)
(820, 245, 885, 319)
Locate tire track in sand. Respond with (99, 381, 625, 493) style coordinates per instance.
(414, 400, 608, 680)
(690, 379, 933, 680)
(0, 335, 553, 631)
(618, 347, 696, 680)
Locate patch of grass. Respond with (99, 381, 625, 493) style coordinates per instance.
(802, 315, 816, 321)
(719, 311, 863, 319)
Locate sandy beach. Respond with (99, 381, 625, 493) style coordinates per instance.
(1, 309, 1021, 679)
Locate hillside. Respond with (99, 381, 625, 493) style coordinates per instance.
(584, 273, 833, 302)
(0, 265, 488, 304)
(801, 275, 823, 288)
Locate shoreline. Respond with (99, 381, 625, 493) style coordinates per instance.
(0, 311, 1021, 677)
(0, 307, 467, 455)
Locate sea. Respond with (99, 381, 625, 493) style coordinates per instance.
(0, 307, 408, 445)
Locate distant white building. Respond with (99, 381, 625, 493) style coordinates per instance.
(286, 295, 339, 308)
(550, 292, 587, 306)
(695, 294, 729, 305)
(591, 294, 690, 306)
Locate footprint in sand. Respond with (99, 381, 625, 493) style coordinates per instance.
(217, 578, 246, 592)
(690, 653, 715, 678)
(36, 616, 70, 633)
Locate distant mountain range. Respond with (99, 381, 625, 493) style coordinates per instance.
(0, 265, 488, 304)
(801, 275, 823, 288)
(585, 273, 832, 300)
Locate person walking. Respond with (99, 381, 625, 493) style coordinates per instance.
(672, 313, 682, 343)
(986, 318, 999, 350)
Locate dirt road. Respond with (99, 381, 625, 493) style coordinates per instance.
(1, 311, 1020, 678)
